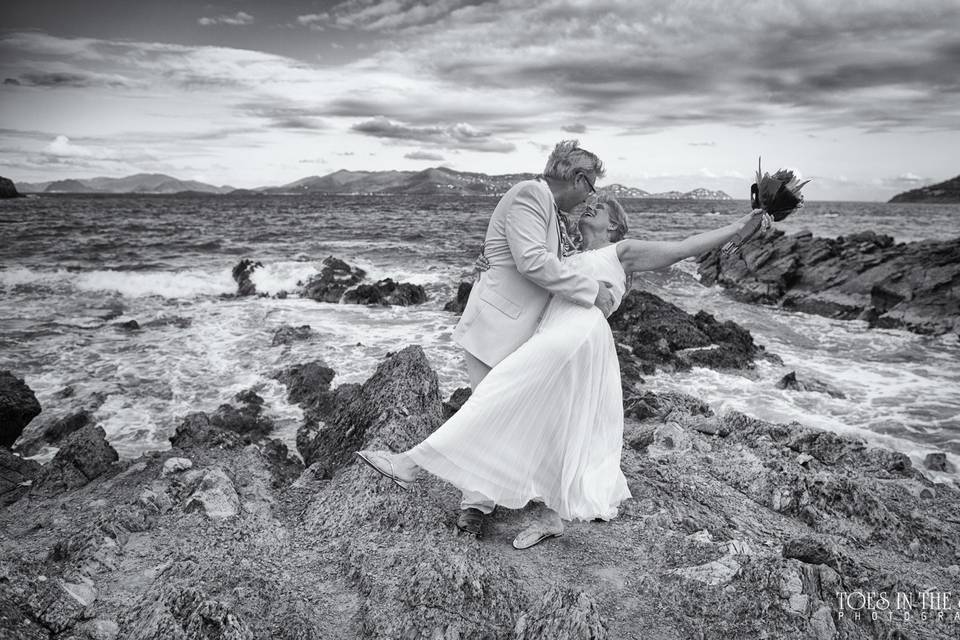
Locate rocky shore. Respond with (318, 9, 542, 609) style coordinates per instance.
(697, 230, 960, 336)
(2, 293, 959, 639)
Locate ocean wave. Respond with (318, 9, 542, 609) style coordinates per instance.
(1, 266, 236, 298)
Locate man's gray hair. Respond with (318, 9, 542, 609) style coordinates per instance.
(543, 139, 606, 182)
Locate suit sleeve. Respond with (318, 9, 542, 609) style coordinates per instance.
(504, 185, 600, 307)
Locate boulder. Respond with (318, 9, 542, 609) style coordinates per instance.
(442, 387, 472, 419)
(0, 447, 41, 506)
(114, 319, 141, 331)
(231, 258, 262, 297)
(296, 345, 443, 474)
(299, 256, 366, 303)
(924, 452, 955, 473)
(169, 391, 274, 450)
(697, 229, 960, 336)
(0, 176, 23, 198)
(607, 292, 771, 372)
(342, 278, 427, 306)
(183, 467, 240, 519)
(443, 280, 473, 313)
(16, 409, 94, 456)
(776, 371, 846, 399)
(270, 324, 315, 346)
(33, 425, 119, 494)
(0, 370, 42, 448)
(272, 360, 337, 422)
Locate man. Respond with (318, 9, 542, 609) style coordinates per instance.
(451, 140, 616, 536)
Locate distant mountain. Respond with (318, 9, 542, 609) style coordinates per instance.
(18, 173, 232, 194)
(889, 175, 960, 203)
(599, 183, 650, 198)
(14, 168, 732, 200)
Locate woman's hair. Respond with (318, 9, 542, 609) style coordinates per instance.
(573, 193, 629, 245)
(543, 139, 606, 182)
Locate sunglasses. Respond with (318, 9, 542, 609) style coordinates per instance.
(576, 171, 597, 194)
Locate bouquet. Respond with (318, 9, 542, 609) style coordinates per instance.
(721, 158, 810, 256)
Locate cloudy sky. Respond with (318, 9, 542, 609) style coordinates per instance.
(1, 0, 958, 200)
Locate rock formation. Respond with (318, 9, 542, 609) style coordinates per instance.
(231, 259, 262, 297)
(697, 229, 960, 336)
(443, 280, 473, 313)
(0, 371, 42, 448)
(0, 175, 24, 198)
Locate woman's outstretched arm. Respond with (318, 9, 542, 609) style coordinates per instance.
(616, 209, 764, 273)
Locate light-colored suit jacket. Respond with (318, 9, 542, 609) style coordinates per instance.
(453, 178, 600, 367)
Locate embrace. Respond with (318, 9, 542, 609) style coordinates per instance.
(358, 140, 766, 549)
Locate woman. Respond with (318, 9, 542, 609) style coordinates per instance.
(358, 195, 766, 549)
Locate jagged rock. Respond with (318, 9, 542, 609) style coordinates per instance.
(776, 371, 846, 399)
(514, 587, 607, 639)
(623, 390, 713, 421)
(296, 345, 443, 474)
(0, 370, 42, 448)
(0, 448, 41, 506)
(272, 361, 336, 422)
(924, 452, 955, 473)
(162, 457, 193, 475)
(122, 585, 253, 639)
(608, 291, 772, 372)
(443, 280, 473, 313)
(0, 176, 24, 198)
(184, 467, 240, 519)
(15, 391, 107, 457)
(782, 536, 843, 570)
(442, 387, 472, 419)
(299, 256, 366, 303)
(697, 228, 960, 336)
(114, 319, 141, 331)
(75, 618, 120, 640)
(342, 278, 427, 306)
(231, 258, 262, 297)
(33, 425, 119, 494)
(207, 390, 274, 442)
(169, 412, 244, 449)
(17, 410, 93, 457)
(270, 324, 315, 346)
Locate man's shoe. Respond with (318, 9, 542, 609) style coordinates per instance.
(456, 508, 484, 537)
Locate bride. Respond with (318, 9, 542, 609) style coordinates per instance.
(358, 194, 765, 549)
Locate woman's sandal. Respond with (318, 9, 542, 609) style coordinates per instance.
(355, 450, 411, 490)
(512, 523, 564, 550)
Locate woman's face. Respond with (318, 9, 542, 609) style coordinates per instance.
(578, 200, 614, 238)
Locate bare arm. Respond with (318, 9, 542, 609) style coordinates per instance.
(616, 210, 763, 272)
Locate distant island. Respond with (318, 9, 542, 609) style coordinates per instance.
(15, 168, 732, 200)
(889, 174, 960, 203)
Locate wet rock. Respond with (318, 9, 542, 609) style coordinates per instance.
(924, 452, 955, 473)
(272, 360, 336, 422)
(33, 425, 119, 495)
(232, 258, 262, 297)
(342, 278, 427, 306)
(184, 467, 240, 519)
(776, 371, 846, 399)
(300, 256, 366, 303)
(16, 400, 104, 457)
(0, 447, 41, 506)
(270, 324, 315, 346)
(208, 390, 274, 442)
(114, 319, 141, 331)
(443, 280, 473, 313)
(697, 228, 960, 336)
(0, 370, 42, 448)
(442, 387, 472, 419)
(608, 291, 772, 372)
(170, 412, 245, 450)
(624, 390, 713, 421)
(296, 345, 443, 474)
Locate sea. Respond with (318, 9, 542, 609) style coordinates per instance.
(2, 194, 958, 483)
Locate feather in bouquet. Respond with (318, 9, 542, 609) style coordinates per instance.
(721, 158, 810, 256)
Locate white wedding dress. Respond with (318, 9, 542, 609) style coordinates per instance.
(407, 243, 632, 521)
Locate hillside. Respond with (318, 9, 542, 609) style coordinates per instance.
(889, 174, 960, 203)
(19, 174, 232, 195)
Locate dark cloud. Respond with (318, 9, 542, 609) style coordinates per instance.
(236, 102, 328, 130)
(562, 123, 586, 133)
(404, 150, 446, 161)
(4, 78, 21, 85)
(17, 71, 135, 88)
(351, 116, 515, 152)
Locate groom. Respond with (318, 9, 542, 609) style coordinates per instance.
(451, 140, 615, 536)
